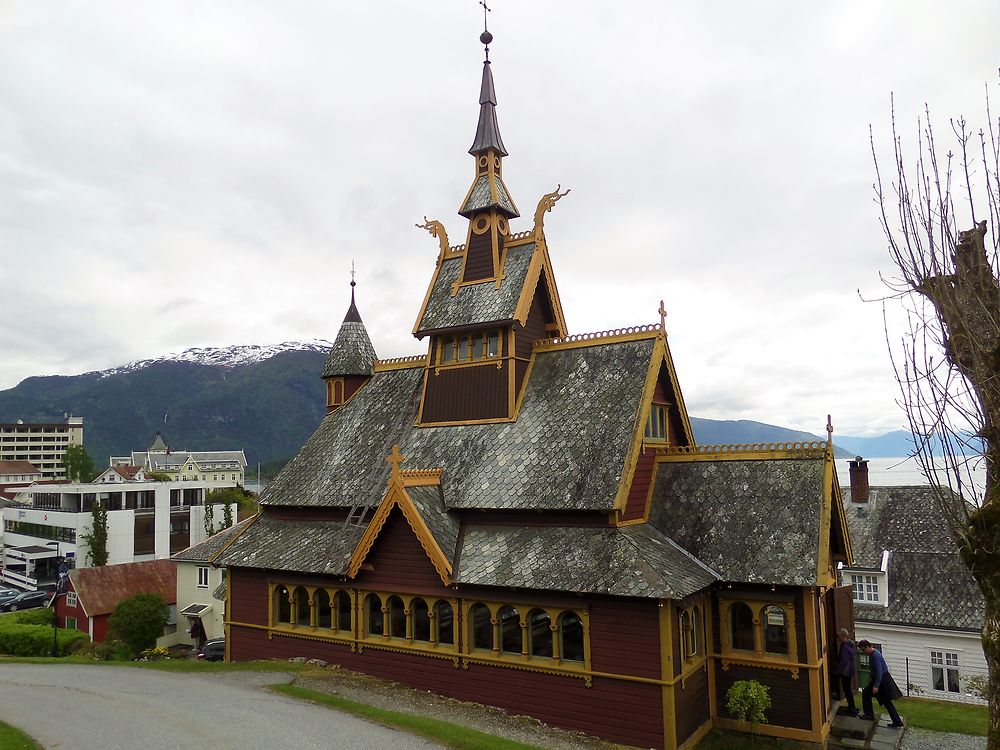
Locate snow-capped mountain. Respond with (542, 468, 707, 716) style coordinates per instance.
(95, 340, 333, 378)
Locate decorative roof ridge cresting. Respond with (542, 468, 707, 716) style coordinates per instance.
(534, 324, 662, 350)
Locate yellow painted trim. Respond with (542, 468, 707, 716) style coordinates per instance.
(433, 355, 508, 375)
(414, 367, 431, 424)
(504, 232, 535, 247)
(705, 596, 717, 719)
(417, 415, 517, 428)
(511, 246, 546, 327)
(613, 337, 664, 515)
(536, 241, 568, 336)
(412, 254, 453, 336)
(660, 601, 678, 749)
(713, 718, 823, 744)
(533, 325, 660, 352)
(208, 510, 261, 565)
(830, 458, 855, 566)
(655, 443, 827, 463)
(803, 588, 825, 734)
(347, 478, 452, 586)
(373, 355, 428, 372)
(660, 334, 696, 446)
(510, 350, 536, 420)
(818, 450, 835, 585)
(677, 719, 713, 750)
(717, 596, 800, 672)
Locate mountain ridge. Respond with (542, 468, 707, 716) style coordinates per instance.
(0, 341, 924, 469)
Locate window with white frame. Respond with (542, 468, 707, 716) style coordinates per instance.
(197, 566, 210, 588)
(931, 650, 960, 693)
(850, 574, 879, 603)
(66, 592, 78, 607)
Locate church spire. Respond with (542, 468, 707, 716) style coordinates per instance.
(469, 48, 507, 157)
(322, 275, 377, 412)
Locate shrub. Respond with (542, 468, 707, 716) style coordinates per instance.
(0, 611, 89, 656)
(108, 594, 168, 654)
(138, 646, 171, 661)
(727, 679, 771, 740)
(11, 609, 55, 626)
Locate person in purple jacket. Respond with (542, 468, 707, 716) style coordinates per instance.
(832, 628, 857, 714)
(858, 640, 904, 728)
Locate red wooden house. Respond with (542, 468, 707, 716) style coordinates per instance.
(56, 558, 176, 644)
(218, 32, 855, 749)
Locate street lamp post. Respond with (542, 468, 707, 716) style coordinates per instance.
(47, 542, 68, 658)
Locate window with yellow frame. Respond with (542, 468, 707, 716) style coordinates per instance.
(268, 583, 354, 638)
(678, 603, 704, 661)
(360, 591, 458, 652)
(438, 329, 501, 365)
(462, 600, 589, 671)
(718, 596, 797, 665)
(644, 403, 668, 442)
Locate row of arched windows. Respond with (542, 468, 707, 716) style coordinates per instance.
(269, 586, 586, 664)
(728, 602, 791, 655)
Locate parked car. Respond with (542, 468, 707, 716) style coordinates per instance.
(197, 638, 225, 662)
(0, 590, 52, 612)
(0, 588, 21, 604)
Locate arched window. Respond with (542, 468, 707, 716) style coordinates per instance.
(528, 608, 552, 658)
(412, 598, 430, 642)
(469, 603, 492, 650)
(763, 605, 789, 654)
(365, 594, 384, 637)
(435, 600, 454, 645)
(332, 380, 344, 404)
(294, 587, 311, 626)
(730, 603, 754, 651)
(388, 595, 406, 638)
(560, 612, 584, 662)
(316, 589, 332, 629)
(498, 606, 521, 654)
(334, 590, 352, 632)
(273, 585, 291, 625)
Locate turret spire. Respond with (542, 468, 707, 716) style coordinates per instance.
(469, 18, 507, 158)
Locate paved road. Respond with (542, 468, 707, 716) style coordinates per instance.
(0, 665, 442, 749)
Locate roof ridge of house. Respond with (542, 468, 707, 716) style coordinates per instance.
(533, 324, 661, 351)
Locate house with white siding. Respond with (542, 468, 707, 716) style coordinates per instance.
(839, 457, 987, 704)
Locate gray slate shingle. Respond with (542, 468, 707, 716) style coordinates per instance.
(322, 320, 377, 378)
(406, 484, 460, 563)
(415, 243, 535, 334)
(460, 174, 517, 216)
(841, 486, 984, 631)
(172, 517, 255, 563)
(261, 337, 656, 512)
(649, 458, 826, 586)
(219, 516, 363, 574)
(455, 522, 717, 598)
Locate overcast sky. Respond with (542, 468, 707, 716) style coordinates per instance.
(1, 2, 998, 437)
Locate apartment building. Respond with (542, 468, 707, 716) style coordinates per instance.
(0, 417, 84, 481)
(111, 433, 247, 485)
(1, 477, 236, 592)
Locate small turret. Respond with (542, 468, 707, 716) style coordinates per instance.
(322, 278, 377, 413)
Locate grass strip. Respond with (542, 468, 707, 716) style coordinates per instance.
(0, 720, 41, 749)
(895, 697, 988, 736)
(273, 683, 544, 750)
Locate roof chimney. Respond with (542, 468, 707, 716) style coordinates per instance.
(849, 456, 869, 503)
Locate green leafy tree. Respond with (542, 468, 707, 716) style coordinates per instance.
(727, 680, 770, 742)
(222, 498, 234, 529)
(108, 594, 168, 655)
(207, 486, 258, 516)
(80, 499, 108, 566)
(62, 444, 95, 482)
(203, 500, 215, 537)
(147, 471, 171, 481)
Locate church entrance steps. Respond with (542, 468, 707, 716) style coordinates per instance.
(828, 711, 904, 750)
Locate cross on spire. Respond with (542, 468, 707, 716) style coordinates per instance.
(826, 414, 834, 443)
(658, 300, 668, 332)
(479, 0, 492, 60)
(386, 444, 407, 481)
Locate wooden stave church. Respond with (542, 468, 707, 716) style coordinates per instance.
(216, 37, 855, 750)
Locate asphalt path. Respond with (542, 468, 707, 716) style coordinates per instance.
(0, 665, 442, 749)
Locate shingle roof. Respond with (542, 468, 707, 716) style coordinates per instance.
(841, 486, 983, 631)
(260, 336, 655, 512)
(415, 243, 535, 334)
(649, 457, 826, 586)
(459, 174, 518, 218)
(322, 291, 377, 378)
(455, 522, 718, 598)
(219, 516, 363, 574)
(70, 559, 176, 616)
(171, 517, 255, 563)
(0, 461, 41, 475)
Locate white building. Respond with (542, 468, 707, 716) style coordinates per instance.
(111, 432, 247, 485)
(0, 416, 84, 480)
(1, 478, 237, 592)
(839, 458, 987, 704)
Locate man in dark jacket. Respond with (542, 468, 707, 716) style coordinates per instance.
(858, 640, 904, 728)
(833, 628, 857, 714)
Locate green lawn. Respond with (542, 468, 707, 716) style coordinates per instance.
(0, 720, 41, 749)
(273, 684, 544, 750)
(895, 697, 988, 736)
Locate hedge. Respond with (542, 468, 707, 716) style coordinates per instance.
(0, 610, 90, 656)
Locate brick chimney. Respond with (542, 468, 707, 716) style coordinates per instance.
(848, 456, 869, 502)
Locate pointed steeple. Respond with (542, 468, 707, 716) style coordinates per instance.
(323, 278, 376, 380)
(469, 59, 507, 157)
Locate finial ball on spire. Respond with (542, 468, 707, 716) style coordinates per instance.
(480, 30, 493, 45)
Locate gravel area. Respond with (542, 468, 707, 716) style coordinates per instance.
(900, 727, 986, 750)
(291, 663, 615, 750)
